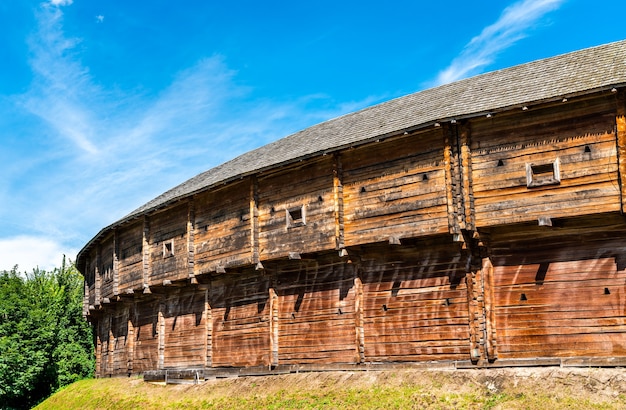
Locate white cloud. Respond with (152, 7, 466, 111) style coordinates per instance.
(48, 0, 73, 7)
(0, 236, 76, 272)
(433, 0, 565, 86)
(96, 15, 104, 23)
(21, 5, 100, 155)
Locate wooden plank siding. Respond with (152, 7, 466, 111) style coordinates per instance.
(358, 239, 472, 362)
(210, 270, 271, 367)
(342, 129, 449, 247)
(117, 221, 144, 294)
(99, 235, 115, 301)
(162, 289, 207, 369)
(471, 96, 620, 227)
(194, 180, 252, 274)
(132, 298, 160, 374)
(272, 256, 359, 364)
(149, 203, 190, 284)
(483, 215, 626, 359)
(258, 156, 337, 259)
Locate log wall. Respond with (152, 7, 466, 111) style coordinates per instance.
(194, 181, 252, 273)
(484, 215, 626, 359)
(471, 96, 620, 227)
(82, 91, 626, 376)
(258, 156, 337, 259)
(342, 129, 449, 246)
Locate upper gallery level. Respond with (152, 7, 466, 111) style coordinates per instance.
(77, 40, 626, 301)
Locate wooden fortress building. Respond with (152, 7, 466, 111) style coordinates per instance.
(78, 41, 626, 379)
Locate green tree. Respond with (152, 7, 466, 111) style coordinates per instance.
(0, 258, 94, 410)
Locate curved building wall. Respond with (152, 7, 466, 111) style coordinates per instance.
(78, 42, 626, 377)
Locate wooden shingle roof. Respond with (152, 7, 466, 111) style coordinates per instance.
(79, 39, 626, 258)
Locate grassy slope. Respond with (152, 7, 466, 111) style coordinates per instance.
(36, 368, 626, 409)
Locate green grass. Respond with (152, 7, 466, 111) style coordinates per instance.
(34, 369, 626, 410)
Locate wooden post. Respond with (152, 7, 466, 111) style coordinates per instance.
(83, 279, 89, 318)
(158, 302, 165, 370)
(204, 287, 212, 369)
(459, 122, 475, 231)
(113, 230, 119, 296)
(354, 276, 365, 364)
(482, 257, 498, 361)
(443, 124, 460, 236)
(250, 176, 260, 266)
(187, 199, 196, 281)
(269, 287, 279, 367)
(95, 320, 102, 377)
(333, 154, 345, 251)
(95, 246, 101, 305)
(142, 216, 151, 292)
(615, 90, 626, 212)
(465, 271, 481, 362)
(126, 304, 134, 375)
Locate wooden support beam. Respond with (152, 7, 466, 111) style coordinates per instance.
(158, 302, 165, 370)
(269, 288, 278, 367)
(443, 124, 459, 235)
(205, 288, 212, 368)
(113, 230, 119, 296)
(187, 198, 196, 281)
(95, 246, 101, 306)
(538, 216, 553, 227)
(615, 90, 626, 212)
(333, 154, 345, 250)
(250, 176, 260, 265)
(288, 252, 301, 260)
(127, 305, 134, 374)
(354, 276, 365, 364)
(459, 122, 475, 231)
(482, 257, 498, 361)
(142, 216, 150, 291)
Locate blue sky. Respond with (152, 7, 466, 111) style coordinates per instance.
(1, 0, 624, 272)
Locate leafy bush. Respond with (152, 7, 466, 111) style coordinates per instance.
(0, 258, 94, 409)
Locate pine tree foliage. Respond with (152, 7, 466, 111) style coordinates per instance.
(0, 258, 94, 410)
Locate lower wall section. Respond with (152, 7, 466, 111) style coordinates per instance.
(486, 218, 626, 360)
(91, 221, 626, 377)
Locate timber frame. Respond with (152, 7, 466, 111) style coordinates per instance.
(78, 41, 626, 381)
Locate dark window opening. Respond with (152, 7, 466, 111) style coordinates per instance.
(163, 240, 174, 258)
(286, 206, 305, 228)
(526, 158, 560, 188)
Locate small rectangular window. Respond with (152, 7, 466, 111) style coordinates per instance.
(526, 158, 560, 188)
(162, 239, 174, 258)
(286, 206, 306, 228)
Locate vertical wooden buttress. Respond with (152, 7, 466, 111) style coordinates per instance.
(616, 91, 626, 212)
(113, 230, 119, 296)
(127, 304, 134, 374)
(354, 276, 365, 363)
(443, 124, 460, 235)
(482, 258, 497, 361)
(158, 301, 165, 370)
(459, 122, 475, 231)
(95, 247, 101, 305)
(142, 216, 150, 291)
(269, 287, 279, 367)
(333, 154, 345, 251)
(187, 199, 196, 281)
(204, 287, 212, 368)
(250, 177, 260, 265)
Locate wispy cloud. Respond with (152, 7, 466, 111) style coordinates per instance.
(433, 0, 565, 86)
(48, 0, 73, 8)
(20, 5, 100, 154)
(2, 1, 377, 272)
